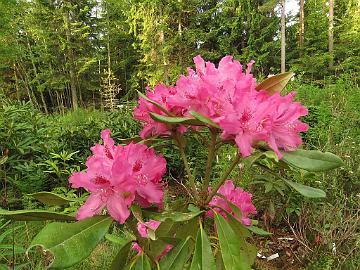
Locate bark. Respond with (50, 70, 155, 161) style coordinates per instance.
(13, 64, 20, 101)
(299, 0, 305, 50)
(329, 0, 334, 68)
(63, 1, 78, 110)
(26, 35, 48, 114)
(15, 61, 38, 107)
(281, 0, 286, 73)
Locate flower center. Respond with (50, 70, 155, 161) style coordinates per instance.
(93, 176, 110, 185)
(104, 145, 113, 159)
(133, 160, 143, 172)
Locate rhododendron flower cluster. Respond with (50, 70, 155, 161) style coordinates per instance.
(133, 85, 186, 138)
(134, 55, 309, 158)
(207, 180, 257, 226)
(133, 220, 172, 261)
(69, 129, 166, 224)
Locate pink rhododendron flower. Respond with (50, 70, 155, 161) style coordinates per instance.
(69, 130, 166, 224)
(262, 92, 309, 158)
(207, 180, 256, 226)
(167, 56, 257, 123)
(120, 143, 166, 208)
(134, 55, 308, 158)
(219, 90, 272, 156)
(133, 84, 185, 139)
(132, 220, 172, 261)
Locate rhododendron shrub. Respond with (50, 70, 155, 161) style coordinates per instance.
(5, 55, 343, 270)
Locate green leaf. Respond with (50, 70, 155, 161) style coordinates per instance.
(214, 212, 253, 270)
(159, 237, 193, 270)
(105, 234, 131, 246)
(110, 241, 133, 270)
(281, 150, 343, 172)
(215, 250, 225, 270)
(255, 72, 294, 95)
(133, 253, 152, 270)
(221, 212, 257, 265)
(158, 237, 182, 246)
(153, 220, 175, 238)
(28, 192, 78, 206)
(149, 112, 202, 126)
(247, 226, 272, 236)
(130, 205, 144, 223)
(190, 225, 216, 270)
(0, 208, 75, 221)
(189, 111, 220, 129)
(222, 212, 251, 239)
(173, 216, 200, 240)
(283, 179, 326, 198)
(143, 210, 203, 222)
(137, 91, 172, 116)
(263, 151, 279, 162)
(142, 238, 171, 262)
(28, 216, 112, 269)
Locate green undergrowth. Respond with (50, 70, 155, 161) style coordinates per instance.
(1, 78, 359, 269)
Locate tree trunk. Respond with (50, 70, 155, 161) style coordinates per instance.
(40, 92, 48, 114)
(299, 0, 305, 50)
(16, 60, 38, 107)
(328, 0, 334, 68)
(26, 36, 48, 114)
(281, 0, 286, 73)
(63, 2, 78, 110)
(13, 63, 20, 101)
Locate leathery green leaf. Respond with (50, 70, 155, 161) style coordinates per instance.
(133, 253, 152, 270)
(28, 192, 78, 206)
(247, 226, 272, 236)
(149, 112, 202, 126)
(281, 149, 343, 172)
(110, 241, 133, 270)
(189, 111, 220, 129)
(214, 212, 253, 270)
(283, 179, 326, 198)
(0, 208, 75, 221)
(143, 210, 203, 222)
(28, 216, 112, 269)
(159, 237, 193, 270)
(190, 223, 216, 270)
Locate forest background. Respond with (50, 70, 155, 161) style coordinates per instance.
(0, 0, 359, 269)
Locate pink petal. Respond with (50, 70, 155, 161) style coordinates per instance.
(76, 192, 106, 220)
(235, 134, 253, 157)
(136, 182, 164, 206)
(107, 193, 132, 224)
(69, 172, 97, 192)
(132, 243, 143, 254)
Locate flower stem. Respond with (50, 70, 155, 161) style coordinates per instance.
(173, 132, 198, 200)
(201, 128, 217, 200)
(204, 153, 241, 205)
